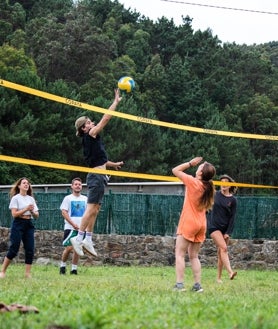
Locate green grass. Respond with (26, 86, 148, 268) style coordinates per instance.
(0, 265, 277, 329)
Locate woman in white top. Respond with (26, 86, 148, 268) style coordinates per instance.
(0, 177, 39, 279)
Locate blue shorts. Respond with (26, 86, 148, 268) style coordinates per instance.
(86, 173, 108, 204)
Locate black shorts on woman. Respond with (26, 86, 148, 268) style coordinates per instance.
(208, 227, 225, 235)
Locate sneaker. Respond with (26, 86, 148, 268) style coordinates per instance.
(70, 269, 77, 275)
(59, 267, 66, 275)
(70, 236, 84, 256)
(192, 283, 203, 293)
(82, 239, 98, 257)
(173, 283, 186, 292)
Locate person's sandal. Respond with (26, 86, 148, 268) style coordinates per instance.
(0, 303, 10, 313)
(0, 302, 39, 313)
(230, 272, 237, 280)
(9, 303, 39, 313)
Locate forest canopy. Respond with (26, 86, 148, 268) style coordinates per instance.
(0, 0, 277, 194)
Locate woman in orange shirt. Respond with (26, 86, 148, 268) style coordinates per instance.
(172, 157, 215, 292)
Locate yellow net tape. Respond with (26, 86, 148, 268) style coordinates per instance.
(0, 79, 277, 188)
(1, 79, 278, 140)
(0, 155, 277, 188)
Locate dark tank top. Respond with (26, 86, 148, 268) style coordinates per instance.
(82, 133, 108, 168)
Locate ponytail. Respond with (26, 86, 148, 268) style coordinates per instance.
(199, 162, 216, 210)
(199, 180, 215, 210)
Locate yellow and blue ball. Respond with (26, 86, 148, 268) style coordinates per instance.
(118, 76, 135, 93)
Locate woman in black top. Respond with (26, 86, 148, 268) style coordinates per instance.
(207, 175, 237, 283)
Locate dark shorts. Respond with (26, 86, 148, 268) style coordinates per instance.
(86, 173, 108, 204)
(208, 227, 224, 235)
(63, 229, 78, 246)
(63, 229, 78, 241)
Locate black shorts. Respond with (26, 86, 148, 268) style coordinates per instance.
(63, 229, 78, 246)
(63, 229, 73, 240)
(86, 173, 108, 204)
(208, 228, 224, 235)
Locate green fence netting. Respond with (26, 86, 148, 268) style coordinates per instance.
(0, 192, 277, 239)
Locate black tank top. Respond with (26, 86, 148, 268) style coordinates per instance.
(82, 133, 108, 168)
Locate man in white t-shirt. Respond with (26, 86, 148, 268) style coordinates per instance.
(59, 178, 87, 275)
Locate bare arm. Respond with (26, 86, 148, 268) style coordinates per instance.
(172, 157, 203, 179)
(31, 210, 39, 219)
(11, 204, 39, 219)
(89, 89, 122, 137)
(61, 209, 79, 230)
(106, 161, 124, 170)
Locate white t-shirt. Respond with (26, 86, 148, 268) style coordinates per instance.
(9, 194, 39, 217)
(60, 194, 87, 230)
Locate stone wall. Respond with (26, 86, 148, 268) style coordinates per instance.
(0, 227, 277, 269)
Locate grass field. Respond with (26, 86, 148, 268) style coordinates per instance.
(0, 264, 277, 329)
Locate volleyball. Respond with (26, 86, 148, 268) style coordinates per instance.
(118, 76, 135, 93)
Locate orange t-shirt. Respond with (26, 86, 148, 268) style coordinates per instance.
(176, 172, 206, 243)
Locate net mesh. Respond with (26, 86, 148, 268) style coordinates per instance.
(0, 192, 277, 239)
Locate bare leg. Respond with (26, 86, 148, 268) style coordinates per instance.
(210, 231, 236, 279)
(175, 235, 190, 283)
(25, 264, 32, 278)
(72, 251, 79, 266)
(188, 242, 202, 284)
(62, 247, 72, 263)
(0, 257, 11, 278)
(79, 203, 100, 233)
(217, 248, 223, 283)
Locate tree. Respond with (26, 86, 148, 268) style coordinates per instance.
(240, 95, 278, 187)
(0, 0, 277, 193)
(26, 11, 115, 84)
(125, 29, 151, 73)
(0, 1, 26, 45)
(140, 54, 169, 119)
